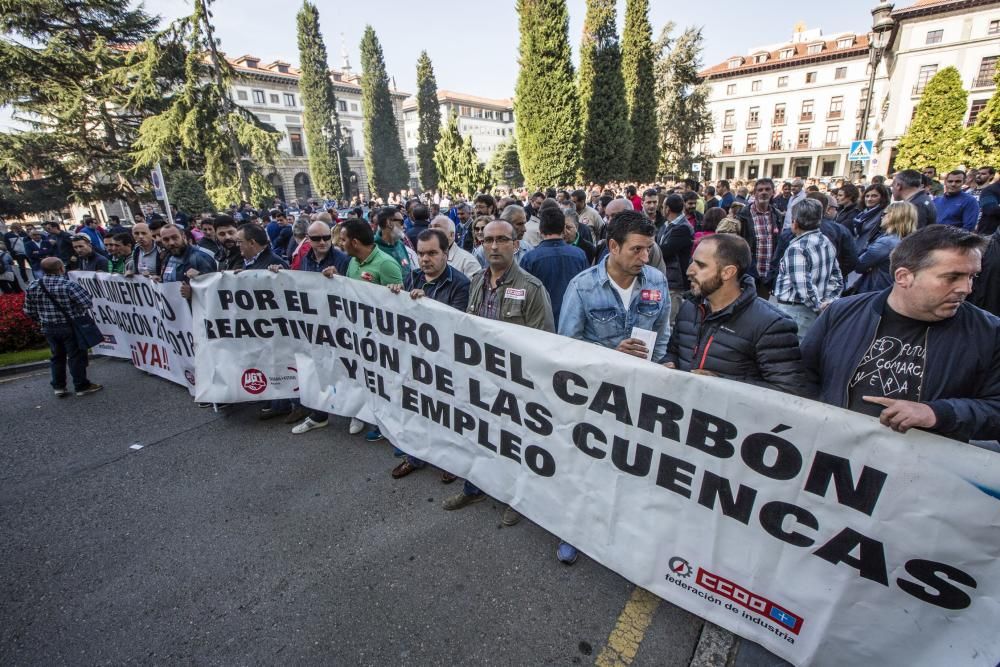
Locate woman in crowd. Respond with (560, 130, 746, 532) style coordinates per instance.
(851, 183, 892, 256)
(850, 201, 918, 294)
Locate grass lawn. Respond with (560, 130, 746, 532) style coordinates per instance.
(0, 346, 50, 368)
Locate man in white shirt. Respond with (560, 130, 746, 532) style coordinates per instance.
(429, 215, 481, 279)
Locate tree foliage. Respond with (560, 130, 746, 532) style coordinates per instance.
(577, 0, 631, 183)
(514, 0, 579, 187)
(654, 25, 713, 179)
(415, 51, 441, 192)
(120, 0, 280, 207)
(359, 25, 409, 198)
(963, 64, 1000, 169)
(0, 0, 159, 206)
(896, 67, 967, 173)
(167, 169, 214, 214)
(621, 0, 659, 182)
(433, 114, 491, 197)
(488, 138, 524, 189)
(296, 1, 346, 199)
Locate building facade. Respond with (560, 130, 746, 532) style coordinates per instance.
(402, 91, 515, 189)
(228, 54, 408, 202)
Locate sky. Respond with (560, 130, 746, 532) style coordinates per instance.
(2, 0, 882, 128)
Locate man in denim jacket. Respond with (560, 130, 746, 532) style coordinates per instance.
(560, 210, 672, 364)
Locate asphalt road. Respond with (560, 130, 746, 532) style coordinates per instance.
(1, 357, 719, 665)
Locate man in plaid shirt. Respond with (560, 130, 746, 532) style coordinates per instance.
(23, 257, 103, 397)
(774, 198, 844, 339)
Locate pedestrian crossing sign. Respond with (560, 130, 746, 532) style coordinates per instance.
(849, 140, 873, 162)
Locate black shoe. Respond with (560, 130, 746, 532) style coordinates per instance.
(75, 384, 104, 397)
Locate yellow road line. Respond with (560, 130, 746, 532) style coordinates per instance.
(594, 587, 661, 667)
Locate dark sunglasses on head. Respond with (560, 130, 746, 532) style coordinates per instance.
(309, 235, 332, 243)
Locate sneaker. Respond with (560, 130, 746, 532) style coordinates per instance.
(442, 492, 486, 511)
(291, 417, 328, 434)
(365, 428, 384, 442)
(349, 418, 365, 435)
(501, 505, 521, 526)
(391, 460, 419, 479)
(284, 406, 310, 424)
(54, 388, 69, 398)
(440, 472, 458, 484)
(557, 542, 579, 565)
(258, 406, 290, 420)
(75, 383, 104, 397)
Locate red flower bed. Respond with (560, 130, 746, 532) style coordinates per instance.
(0, 293, 45, 352)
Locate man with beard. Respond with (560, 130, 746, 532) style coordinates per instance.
(212, 216, 243, 270)
(665, 233, 808, 394)
(157, 224, 218, 298)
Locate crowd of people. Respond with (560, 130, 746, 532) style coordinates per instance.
(9, 164, 1000, 565)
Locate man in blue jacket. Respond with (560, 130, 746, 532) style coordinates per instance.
(933, 170, 979, 231)
(520, 205, 588, 323)
(802, 225, 998, 442)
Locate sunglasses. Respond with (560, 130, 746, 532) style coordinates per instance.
(309, 235, 332, 243)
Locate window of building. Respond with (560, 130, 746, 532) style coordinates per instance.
(807, 43, 823, 55)
(485, 110, 495, 119)
(252, 90, 265, 104)
(837, 37, 854, 49)
(968, 99, 989, 126)
(723, 109, 735, 129)
(835, 67, 847, 80)
(746, 133, 758, 152)
(237, 90, 248, 101)
(926, 29, 943, 45)
(800, 100, 814, 121)
(822, 160, 836, 177)
(771, 164, 785, 178)
(289, 129, 304, 157)
(828, 96, 844, 119)
(747, 107, 760, 127)
(805, 71, 817, 84)
(774, 103, 786, 125)
(825, 126, 839, 146)
(269, 94, 279, 104)
(797, 129, 810, 149)
(726, 83, 736, 95)
(344, 135, 355, 157)
(754, 53, 768, 64)
(778, 76, 788, 88)
(779, 48, 794, 60)
(727, 57, 743, 69)
(990, 19, 1000, 35)
(914, 64, 938, 94)
(722, 135, 733, 154)
(475, 108, 484, 118)
(283, 93, 295, 107)
(751, 79, 761, 92)
(338, 100, 348, 112)
(350, 103, 358, 112)
(975, 56, 998, 87)
(771, 130, 783, 150)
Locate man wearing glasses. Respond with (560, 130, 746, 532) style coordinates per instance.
(442, 219, 554, 526)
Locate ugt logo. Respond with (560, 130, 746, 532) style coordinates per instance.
(241, 368, 268, 394)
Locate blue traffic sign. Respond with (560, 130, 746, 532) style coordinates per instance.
(849, 140, 874, 162)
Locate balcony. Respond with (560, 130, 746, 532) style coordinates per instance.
(722, 122, 736, 131)
(745, 145, 758, 153)
(973, 75, 996, 88)
(826, 111, 843, 120)
(799, 112, 814, 122)
(773, 116, 786, 126)
(770, 142, 783, 151)
(721, 147, 734, 155)
(797, 141, 810, 150)
(824, 140, 840, 147)
(746, 120, 761, 129)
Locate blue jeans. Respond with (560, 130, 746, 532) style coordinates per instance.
(463, 481, 483, 497)
(774, 301, 818, 340)
(44, 324, 89, 391)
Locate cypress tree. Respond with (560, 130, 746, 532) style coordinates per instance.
(359, 25, 409, 198)
(296, 1, 346, 199)
(963, 64, 1000, 169)
(621, 0, 659, 182)
(654, 25, 713, 178)
(577, 0, 631, 183)
(896, 67, 967, 173)
(514, 0, 579, 187)
(415, 51, 441, 192)
(0, 0, 159, 206)
(433, 114, 490, 197)
(167, 169, 215, 214)
(488, 138, 524, 189)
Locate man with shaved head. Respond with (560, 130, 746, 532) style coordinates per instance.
(129, 222, 162, 277)
(429, 215, 481, 278)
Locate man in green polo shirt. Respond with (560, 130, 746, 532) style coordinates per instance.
(340, 219, 404, 442)
(342, 219, 404, 285)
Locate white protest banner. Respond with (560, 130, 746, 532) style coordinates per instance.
(191, 270, 1000, 666)
(70, 271, 197, 394)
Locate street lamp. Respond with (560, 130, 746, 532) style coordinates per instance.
(853, 1, 895, 181)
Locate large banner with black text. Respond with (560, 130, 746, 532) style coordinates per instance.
(187, 269, 1000, 666)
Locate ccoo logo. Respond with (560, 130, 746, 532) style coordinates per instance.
(241, 368, 268, 394)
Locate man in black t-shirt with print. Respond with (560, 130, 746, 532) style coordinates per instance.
(802, 225, 999, 442)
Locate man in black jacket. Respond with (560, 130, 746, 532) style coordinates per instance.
(238, 223, 287, 270)
(213, 216, 243, 271)
(665, 234, 810, 395)
(658, 194, 694, 324)
(802, 225, 998, 442)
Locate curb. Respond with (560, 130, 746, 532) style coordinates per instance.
(689, 623, 738, 667)
(0, 359, 50, 378)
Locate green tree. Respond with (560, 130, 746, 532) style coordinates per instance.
(621, 0, 659, 182)
(577, 0, 631, 183)
(654, 25, 713, 178)
(296, 1, 347, 199)
(434, 114, 491, 197)
(359, 26, 409, 198)
(122, 0, 280, 208)
(488, 137, 524, 189)
(415, 51, 442, 192)
(963, 64, 1000, 169)
(514, 0, 579, 187)
(0, 0, 159, 206)
(896, 67, 967, 173)
(167, 169, 215, 214)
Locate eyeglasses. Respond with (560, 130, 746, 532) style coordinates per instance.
(309, 235, 332, 243)
(482, 236, 513, 246)
(474, 227, 487, 232)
